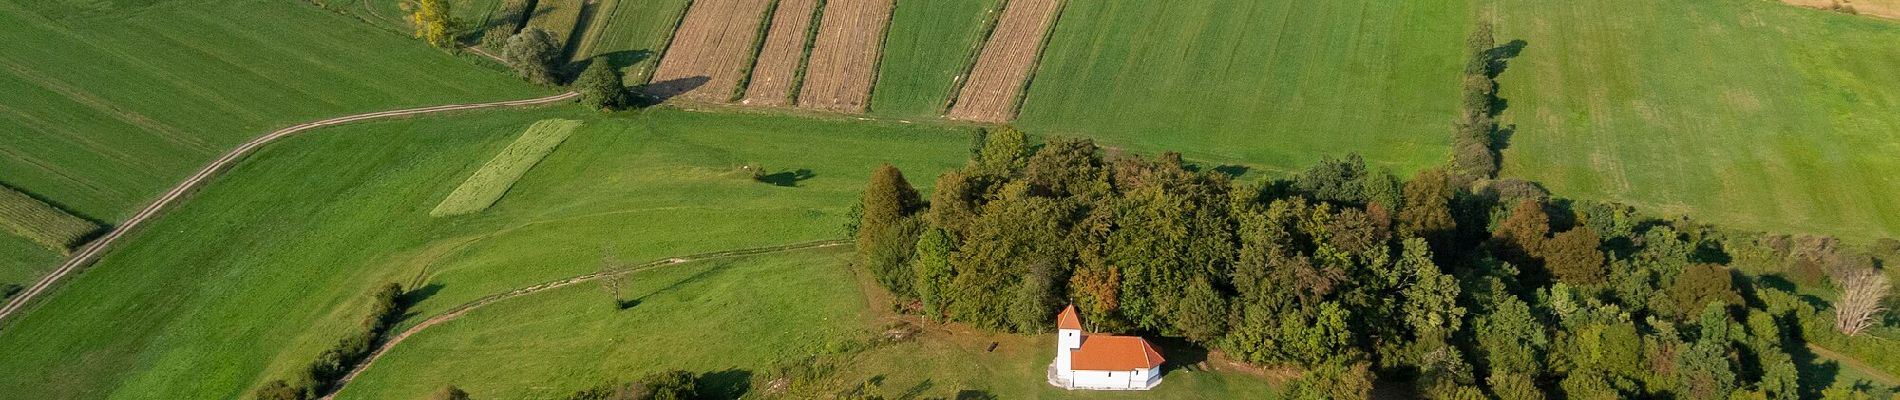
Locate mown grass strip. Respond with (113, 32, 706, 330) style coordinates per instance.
(0, 184, 99, 253)
(429, 119, 583, 217)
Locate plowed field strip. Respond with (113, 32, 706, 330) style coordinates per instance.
(648, 0, 776, 102)
(947, 0, 1062, 123)
(796, 0, 893, 113)
(742, 0, 822, 106)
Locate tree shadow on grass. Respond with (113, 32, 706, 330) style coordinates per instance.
(634, 76, 710, 106)
(1147, 336, 1209, 375)
(396, 282, 444, 321)
(1211, 164, 1251, 179)
(755, 169, 816, 187)
(696, 368, 753, 399)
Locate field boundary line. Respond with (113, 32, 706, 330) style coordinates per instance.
(1003, 0, 1066, 121)
(935, 0, 1010, 116)
(320, 239, 849, 399)
(0, 92, 579, 328)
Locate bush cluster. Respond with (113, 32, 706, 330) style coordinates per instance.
(252, 283, 408, 400)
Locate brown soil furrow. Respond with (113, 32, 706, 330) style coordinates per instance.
(741, 0, 821, 106)
(946, 0, 1062, 123)
(647, 0, 776, 102)
(795, 0, 892, 113)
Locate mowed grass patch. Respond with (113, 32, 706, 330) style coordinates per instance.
(431, 119, 583, 217)
(869, 0, 1003, 119)
(1014, 0, 1466, 176)
(0, 183, 98, 252)
(1492, 0, 1900, 240)
(335, 247, 869, 399)
(0, 108, 971, 399)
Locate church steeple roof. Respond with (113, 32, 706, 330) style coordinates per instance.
(1056, 304, 1082, 330)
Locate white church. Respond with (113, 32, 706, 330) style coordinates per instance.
(1048, 305, 1166, 390)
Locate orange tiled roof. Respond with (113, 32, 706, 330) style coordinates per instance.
(1056, 305, 1083, 330)
(1071, 335, 1165, 371)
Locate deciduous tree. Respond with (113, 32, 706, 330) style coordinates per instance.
(502, 28, 560, 85)
(574, 57, 628, 111)
(410, 0, 454, 48)
(1544, 228, 1607, 285)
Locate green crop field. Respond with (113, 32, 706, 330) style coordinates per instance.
(527, 0, 587, 48)
(0, 108, 972, 399)
(431, 119, 583, 216)
(1491, 0, 1900, 241)
(869, 0, 1003, 119)
(564, 0, 693, 82)
(1014, 0, 1467, 177)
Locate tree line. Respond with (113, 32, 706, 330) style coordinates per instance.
(850, 126, 1894, 399)
(253, 283, 413, 400)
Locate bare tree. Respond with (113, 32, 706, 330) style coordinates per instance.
(600, 246, 628, 308)
(1831, 266, 1891, 336)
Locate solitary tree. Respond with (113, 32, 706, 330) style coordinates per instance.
(502, 28, 560, 85)
(410, 0, 454, 48)
(1831, 266, 1891, 336)
(575, 57, 629, 111)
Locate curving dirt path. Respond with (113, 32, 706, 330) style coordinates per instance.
(0, 91, 579, 327)
(319, 240, 848, 399)
(1808, 343, 1900, 387)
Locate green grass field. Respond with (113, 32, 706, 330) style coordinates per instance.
(431, 119, 583, 216)
(527, 0, 587, 49)
(1014, 0, 1467, 177)
(336, 247, 872, 399)
(0, 108, 972, 399)
(0, 0, 544, 296)
(869, 0, 1003, 119)
(1492, 0, 1900, 241)
(565, 0, 693, 82)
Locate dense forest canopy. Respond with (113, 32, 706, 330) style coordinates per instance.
(852, 128, 1897, 400)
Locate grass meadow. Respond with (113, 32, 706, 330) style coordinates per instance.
(1491, 0, 1900, 241)
(337, 246, 1286, 399)
(431, 119, 583, 216)
(868, 0, 1004, 119)
(0, 108, 973, 398)
(1014, 0, 1468, 177)
(0, 0, 543, 293)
